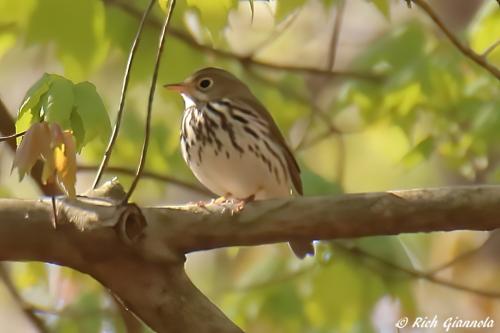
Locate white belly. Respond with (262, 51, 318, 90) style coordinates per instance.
(180, 102, 292, 200)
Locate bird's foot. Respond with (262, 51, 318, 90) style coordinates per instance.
(228, 195, 255, 215)
(212, 195, 229, 205)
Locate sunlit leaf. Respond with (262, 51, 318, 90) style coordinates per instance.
(70, 110, 86, 152)
(26, 0, 109, 80)
(41, 76, 75, 128)
(73, 81, 111, 146)
(186, 0, 238, 35)
(469, 2, 500, 64)
(401, 136, 435, 168)
(16, 74, 54, 143)
(54, 129, 77, 198)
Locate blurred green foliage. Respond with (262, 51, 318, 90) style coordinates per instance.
(0, 0, 499, 332)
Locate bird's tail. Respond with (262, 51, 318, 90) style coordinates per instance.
(289, 241, 315, 259)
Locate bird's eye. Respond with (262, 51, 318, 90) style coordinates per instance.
(198, 78, 213, 90)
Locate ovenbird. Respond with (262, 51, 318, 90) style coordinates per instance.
(164, 67, 314, 258)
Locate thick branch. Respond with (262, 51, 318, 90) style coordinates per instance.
(0, 197, 241, 333)
(149, 186, 500, 252)
(2, 185, 500, 332)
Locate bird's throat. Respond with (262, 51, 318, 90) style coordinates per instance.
(181, 93, 197, 110)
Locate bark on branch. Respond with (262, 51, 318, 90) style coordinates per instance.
(1, 184, 500, 332)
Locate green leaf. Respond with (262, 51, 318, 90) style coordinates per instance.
(401, 136, 435, 168)
(18, 73, 54, 121)
(73, 82, 111, 146)
(469, 2, 500, 65)
(15, 74, 55, 144)
(26, 0, 109, 80)
(0, 31, 15, 59)
(371, 0, 390, 19)
(302, 168, 343, 196)
(41, 76, 75, 128)
(0, 0, 36, 28)
(70, 110, 86, 151)
(186, 0, 238, 35)
(275, 0, 307, 22)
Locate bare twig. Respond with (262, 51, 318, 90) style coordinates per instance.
(325, 0, 347, 183)
(79, 164, 211, 196)
(102, 0, 379, 81)
(335, 243, 500, 299)
(411, 0, 500, 80)
(482, 39, 500, 59)
(125, 0, 177, 202)
(0, 265, 49, 333)
(111, 295, 144, 333)
(326, 0, 346, 70)
(92, 0, 156, 189)
(0, 130, 26, 142)
(51, 196, 58, 229)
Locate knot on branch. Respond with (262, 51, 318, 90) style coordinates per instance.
(116, 203, 147, 246)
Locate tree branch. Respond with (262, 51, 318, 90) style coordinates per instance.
(0, 265, 49, 333)
(102, 0, 378, 81)
(335, 243, 500, 299)
(79, 164, 210, 196)
(2, 184, 500, 331)
(125, 0, 176, 202)
(412, 0, 500, 80)
(92, 0, 157, 189)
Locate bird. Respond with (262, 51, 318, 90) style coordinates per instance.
(164, 67, 314, 258)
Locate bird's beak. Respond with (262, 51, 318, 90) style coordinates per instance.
(163, 83, 187, 93)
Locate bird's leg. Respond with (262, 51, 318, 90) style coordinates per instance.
(231, 194, 255, 214)
(192, 193, 231, 208)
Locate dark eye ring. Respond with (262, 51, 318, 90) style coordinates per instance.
(198, 78, 213, 89)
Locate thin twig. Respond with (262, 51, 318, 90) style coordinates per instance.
(102, 0, 379, 81)
(125, 0, 177, 203)
(326, 0, 346, 70)
(51, 196, 58, 229)
(0, 130, 26, 142)
(335, 243, 500, 299)
(412, 0, 500, 80)
(79, 165, 210, 195)
(326, 0, 346, 183)
(0, 265, 50, 333)
(482, 39, 500, 59)
(92, 0, 156, 189)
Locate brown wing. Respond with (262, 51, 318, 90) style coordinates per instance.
(234, 96, 303, 195)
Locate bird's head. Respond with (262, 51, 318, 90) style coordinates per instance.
(164, 67, 250, 105)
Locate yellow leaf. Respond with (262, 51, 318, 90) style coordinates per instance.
(54, 131, 77, 198)
(41, 156, 55, 185)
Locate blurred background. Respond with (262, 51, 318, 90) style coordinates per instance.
(0, 0, 499, 332)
